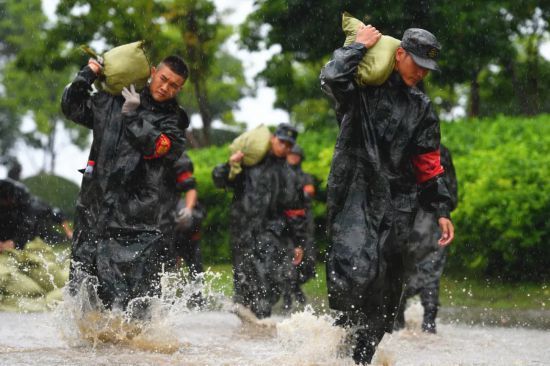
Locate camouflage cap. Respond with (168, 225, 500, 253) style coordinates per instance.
(274, 123, 298, 145)
(401, 28, 441, 71)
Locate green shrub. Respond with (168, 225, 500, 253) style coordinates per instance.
(442, 115, 550, 280)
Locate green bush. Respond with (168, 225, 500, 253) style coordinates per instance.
(442, 115, 550, 280)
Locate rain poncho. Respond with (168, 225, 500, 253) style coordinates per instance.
(320, 42, 452, 363)
(61, 65, 188, 310)
(400, 145, 458, 327)
(287, 164, 317, 285)
(212, 154, 306, 318)
(158, 152, 205, 278)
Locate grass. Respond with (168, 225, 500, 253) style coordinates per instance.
(204, 263, 549, 312)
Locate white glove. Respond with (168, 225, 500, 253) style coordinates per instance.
(176, 207, 193, 230)
(121, 84, 141, 114)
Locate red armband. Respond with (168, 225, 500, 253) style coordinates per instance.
(144, 134, 172, 160)
(284, 209, 306, 218)
(411, 150, 445, 183)
(176, 171, 193, 183)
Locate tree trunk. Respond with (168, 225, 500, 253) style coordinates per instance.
(48, 119, 57, 174)
(192, 77, 212, 145)
(184, 11, 212, 146)
(468, 72, 480, 118)
(524, 34, 539, 116)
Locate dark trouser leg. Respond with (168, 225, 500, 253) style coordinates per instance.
(420, 284, 440, 333)
(186, 235, 204, 280)
(293, 283, 306, 304)
(335, 312, 385, 365)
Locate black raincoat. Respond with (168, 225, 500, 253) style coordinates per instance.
(402, 145, 458, 306)
(0, 179, 68, 248)
(61, 65, 188, 310)
(159, 152, 205, 277)
(212, 154, 306, 318)
(320, 42, 453, 359)
(288, 164, 317, 284)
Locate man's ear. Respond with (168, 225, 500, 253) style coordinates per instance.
(395, 47, 405, 70)
(150, 66, 157, 77)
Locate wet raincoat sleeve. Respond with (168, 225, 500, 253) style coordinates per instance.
(212, 163, 235, 189)
(440, 145, 458, 211)
(174, 153, 196, 192)
(320, 43, 367, 116)
(412, 105, 453, 219)
(61, 66, 98, 129)
(121, 109, 186, 161)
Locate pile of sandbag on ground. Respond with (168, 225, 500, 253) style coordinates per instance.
(0, 238, 69, 312)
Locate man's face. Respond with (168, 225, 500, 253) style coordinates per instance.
(287, 153, 302, 166)
(271, 136, 293, 158)
(149, 64, 186, 102)
(395, 48, 429, 87)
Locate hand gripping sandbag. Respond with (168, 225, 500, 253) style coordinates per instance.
(228, 124, 272, 180)
(81, 41, 151, 95)
(342, 12, 401, 87)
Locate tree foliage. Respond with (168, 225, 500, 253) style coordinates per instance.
(241, 0, 550, 122)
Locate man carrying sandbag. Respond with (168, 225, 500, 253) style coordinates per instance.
(212, 123, 307, 319)
(320, 24, 455, 364)
(61, 54, 189, 314)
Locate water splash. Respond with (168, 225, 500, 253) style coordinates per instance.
(53, 266, 229, 354)
(276, 305, 352, 365)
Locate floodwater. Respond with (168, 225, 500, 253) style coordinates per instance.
(1, 275, 549, 366)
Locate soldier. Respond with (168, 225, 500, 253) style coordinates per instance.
(395, 144, 458, 333)
(0, 178, 73, 252)
(321, 26, 455, 364)
(212, 123, 306, 319)
(61, 55, 189, 313)
(171, 153, 206, 279)
(284, 144, 317, 309)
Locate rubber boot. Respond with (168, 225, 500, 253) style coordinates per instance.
(422, 306, 438, 334)
(294, 285, 306, 304)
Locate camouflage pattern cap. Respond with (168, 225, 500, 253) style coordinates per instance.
(274, 123, 298, 145)
(401, 28, 441, 71)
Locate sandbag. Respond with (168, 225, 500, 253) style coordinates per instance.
(0, 294, 48, 313)
(24, 237, 55, 253)
(27, 265, 58, 292)
(228, 124, 272, 180)
(45, 288, 64, 307)
(2, 272, 46, 297)
(342, 12, 401, 86)
(82, 41, 151, 95)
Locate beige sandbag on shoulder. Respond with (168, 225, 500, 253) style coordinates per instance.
(82, 41, 151, 95)
(342, 12, 401, 87)
(228, 124, 272, 180)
